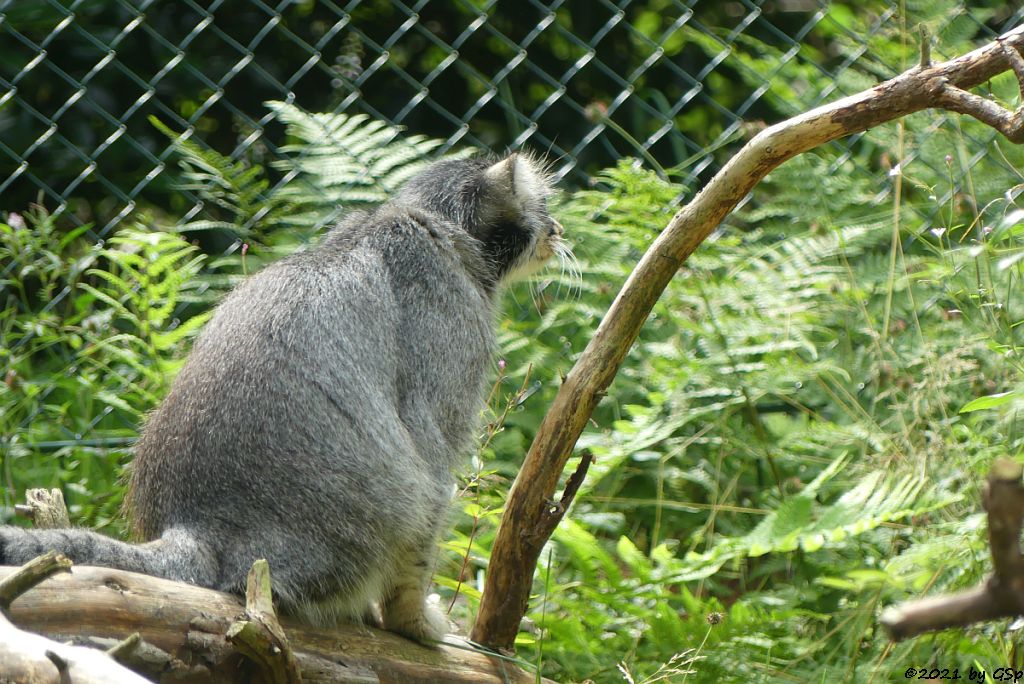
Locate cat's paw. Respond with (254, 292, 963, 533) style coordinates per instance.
(384, 600, 449, 645)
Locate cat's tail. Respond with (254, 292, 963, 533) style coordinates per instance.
(0, 525, 220, 587)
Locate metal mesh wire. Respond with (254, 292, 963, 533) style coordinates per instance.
(1, 1, 1023, 505)
(10, 1, 1016, 234)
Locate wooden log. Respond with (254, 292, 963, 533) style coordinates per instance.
(0, 564, 546, 684)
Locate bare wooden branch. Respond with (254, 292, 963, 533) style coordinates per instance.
(880, 585, 1007, 642)
(880, 458, 1024, 640)
(0, 550, 72, 611)
(1002, 40, 1024, 90)
(105, 632, 142, 661)
(90, 632, 200, 681)
(226, 560, 302, 684)
(472, 25, 1024, 650)
(0, 564, 549, 683)
(984, 458, 1024, 580)
(920, 25, 931, 67)
(934, 81, 1024, 143)
(15, 488, 71, 529)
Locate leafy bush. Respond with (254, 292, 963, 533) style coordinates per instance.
(1, 213, 208, 530)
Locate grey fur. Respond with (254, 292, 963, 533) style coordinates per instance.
(0, 153, 567, 644)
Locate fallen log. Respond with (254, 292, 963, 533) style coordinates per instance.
(0, 563, 544, 684)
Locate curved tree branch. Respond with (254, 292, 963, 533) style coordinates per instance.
(880, 458, 1024, 639)
(472, 25, 1024, 650)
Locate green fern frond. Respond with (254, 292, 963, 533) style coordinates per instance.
(82, 227, 209, 382)
(672, 458, 960, 581)
(267, 100, 462, 210)
(152, 104, 455, 248)
(150, 116, 296, 243)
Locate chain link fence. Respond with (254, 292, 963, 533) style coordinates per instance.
(3, 0, 1017, 237)
(2, 1, 1023, 511)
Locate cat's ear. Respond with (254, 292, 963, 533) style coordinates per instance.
(483, 153, 520, 200)
(485, 153, 550, 206)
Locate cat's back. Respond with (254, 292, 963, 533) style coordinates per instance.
(129, 205, 494, 536)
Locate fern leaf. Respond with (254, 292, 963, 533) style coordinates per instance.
(673, 460, 960, 581)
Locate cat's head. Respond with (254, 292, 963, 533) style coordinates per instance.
(395, 152, 571, 289)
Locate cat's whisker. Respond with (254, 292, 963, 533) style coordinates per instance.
(555, 246, 573, 300)
(552, 238, 582, 301)
(529, 278, 544, 314)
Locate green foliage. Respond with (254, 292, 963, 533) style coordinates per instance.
(501, 127, 1020, 680)
(79, 228, 210, 391)
(268, 100, 461, 210)
(1, 213, 207, 531)
(153, 101, 457, 264)
(151, 116, 300, 247)
(418, 139, 1014, 681)
(675, 456, 961, 581)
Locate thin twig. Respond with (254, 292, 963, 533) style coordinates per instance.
(920, 25, 931, 67)
(0, 550, 72, 611)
